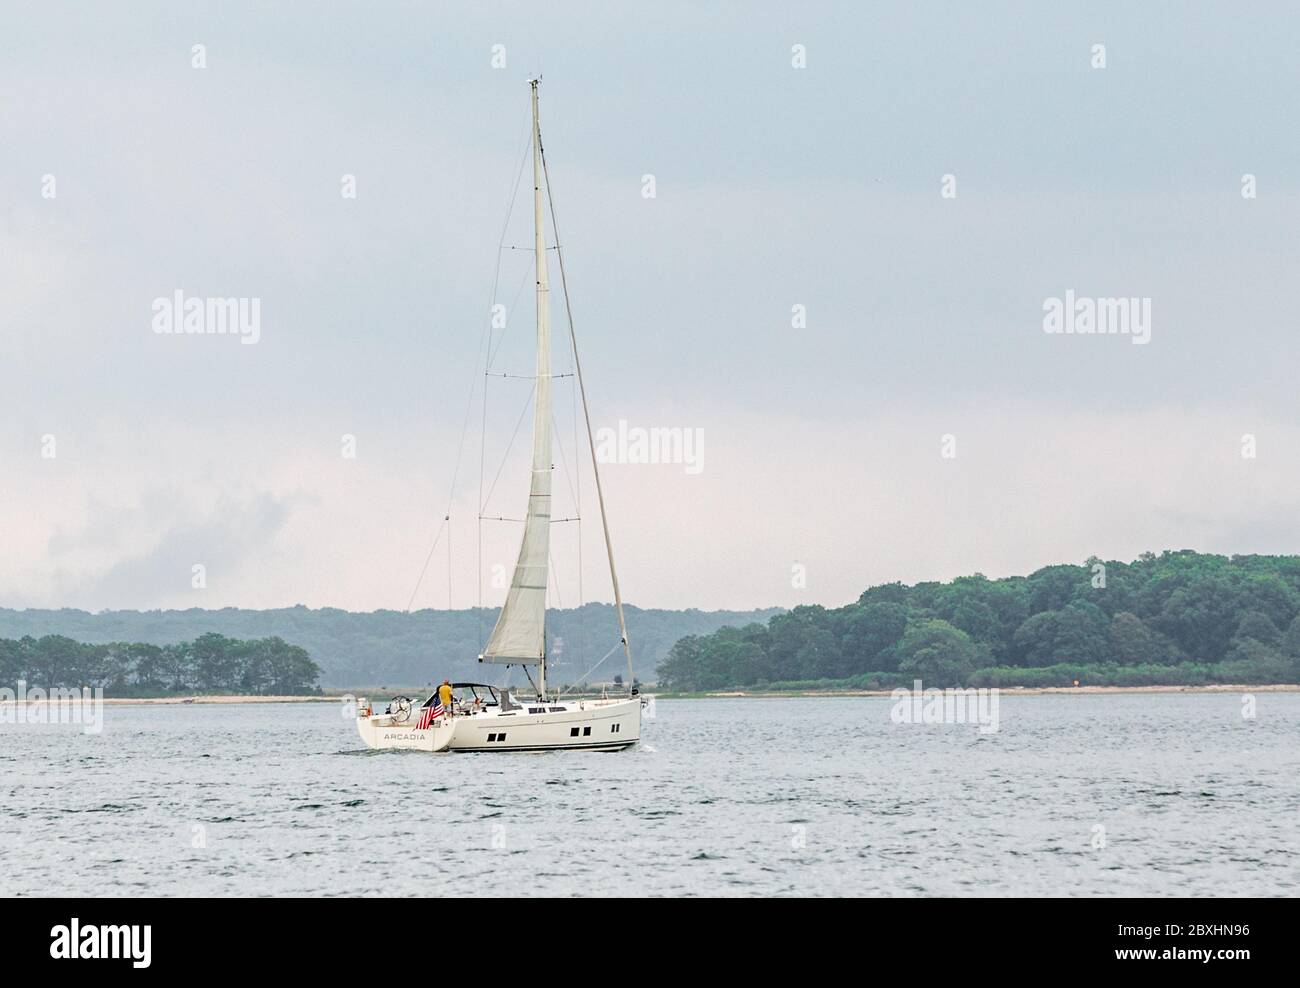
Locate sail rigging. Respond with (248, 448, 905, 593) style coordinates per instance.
(477, 79, 636, 699)
(481, 79, 553, 667)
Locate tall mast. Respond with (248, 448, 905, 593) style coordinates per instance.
(531, 77, 551, 700)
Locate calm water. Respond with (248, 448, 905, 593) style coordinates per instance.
(2, 694, 1298, 896)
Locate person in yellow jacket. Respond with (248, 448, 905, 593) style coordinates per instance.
(438, 679, 454, 716)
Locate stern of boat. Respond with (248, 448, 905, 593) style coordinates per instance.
(356, 700, 454, 752)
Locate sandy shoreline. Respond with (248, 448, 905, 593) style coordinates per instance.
(688, 683, 1300, 698)
(0, 694, 338, 706)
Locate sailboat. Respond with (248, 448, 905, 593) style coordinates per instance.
(357, 80, 645, 753)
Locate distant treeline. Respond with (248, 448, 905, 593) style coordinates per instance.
(657, 551, 1300, 690)
(0, 633, 322, 696)
(0, 603, 781, 687)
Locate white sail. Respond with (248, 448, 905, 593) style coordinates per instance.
(481, 80, 552, 665)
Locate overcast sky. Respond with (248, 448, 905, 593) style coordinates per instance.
(2, 2, 1298, 614)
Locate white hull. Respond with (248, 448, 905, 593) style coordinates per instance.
(356, 713, 455, 752)
(357, 696, 643, 753)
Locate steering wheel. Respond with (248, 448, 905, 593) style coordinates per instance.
(389, 696, 413, 723)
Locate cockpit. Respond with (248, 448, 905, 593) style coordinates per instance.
(422, 682, 503, 715)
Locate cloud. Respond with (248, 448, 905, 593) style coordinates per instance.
(588, 399, 1300, 611)
(42, 490, 298, 611)
(1, 399, 1296, 614)
(1, 5, 1297, 612)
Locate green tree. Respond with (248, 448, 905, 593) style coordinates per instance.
(857, 582, 910, 607)
(192, 632, 239, 691)
(896, 619, 984, 686)
(1109, 612, 1184, 665)
(1149, 574, 1241, 661)
(0, 633, 323, 695)
(1282, 615, 1300, 681)
(839, 602, 908, 673)
(1026, 564, 1090, 614)
(129, 643, 167, 690)
(96, 644, 133, 692)
(256, 637, 322, 695)
(0, 637, 24, 682)
(161, 642, 194, 692)
(767, 606, 841, 680)
(1235, 574, 1298, 632)
(1233, 610, 1281, 646)
(1011, 604, 1110, 666)
(29, 635, 90, 686)
(656, 635, 705, 691)
(1220, 637, 1294, 683)
(950, 599, 998, 643)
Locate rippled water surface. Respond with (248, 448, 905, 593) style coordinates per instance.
(3, 694, 1298, 896)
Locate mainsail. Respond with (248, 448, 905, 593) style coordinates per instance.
(481, 79, 552, 665)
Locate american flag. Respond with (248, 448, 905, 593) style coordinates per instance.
(416, 696, 444, 730)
